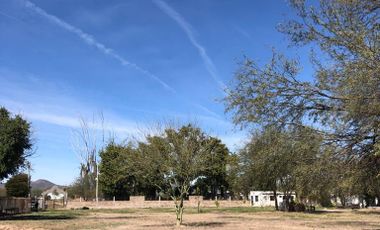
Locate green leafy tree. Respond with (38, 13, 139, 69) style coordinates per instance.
(99, 143, 130, 200)
(224, 0, 379, 203)
(137, 124, 210, 226)
(0, 107, 32, 180)
(225, 153, 251, 199)
(240, 126, 328, 210)
(194, 137, 230, 199)
(5, 173, 29, 197)
(99, 142, 157, 200)
(240, 127, 292, 210)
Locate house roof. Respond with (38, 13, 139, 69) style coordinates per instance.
(41, 185, 66, 196)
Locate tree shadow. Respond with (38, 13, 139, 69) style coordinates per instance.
(308, 210, 343, 214)
(86, 216, 141, 220)
(0, 214, 76, 221)
(320, 220, 380, 228)
(353, 210, 380, 216)
(184, 221, 225, 227)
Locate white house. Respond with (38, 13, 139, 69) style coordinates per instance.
(41, 185, 66, 200)
(249, 191, 296, 207)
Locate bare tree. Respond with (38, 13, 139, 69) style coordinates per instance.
(71, 113, 105, 201)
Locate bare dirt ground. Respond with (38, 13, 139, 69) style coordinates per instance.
(0, 207, 379, 230)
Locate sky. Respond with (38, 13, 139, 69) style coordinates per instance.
(0, 0, 313, 185)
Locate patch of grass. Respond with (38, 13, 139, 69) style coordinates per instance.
(197, 207, 274, 214)
(0, 209, 88, 221)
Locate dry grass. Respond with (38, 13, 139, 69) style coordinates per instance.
(0, 207, 379, 229)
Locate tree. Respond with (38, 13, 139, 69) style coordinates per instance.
(71, 115, 105, 201)
(240, 127, 292, 211)
(0, 107, 32, 180)
(224, 0, 379, 202)
(240, 126, 329, 210)
(225, 153, 251, 199)
(136, 124, 210, 226)
(5, 173, 29, 197)
(193, 137, 230, 199)
(99, 142, 155, 200)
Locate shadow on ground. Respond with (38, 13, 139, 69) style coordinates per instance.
(310, 210, 343, 214)
(0, 214, 76, 221)
(86, 215, 141, 220)
(353, 210, 380, 215)
(320, 220, 380, 228)
(185, 221, 225, 227)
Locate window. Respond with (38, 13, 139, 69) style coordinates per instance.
(255, 196, 259, 202)
(270, 196, 275, 201)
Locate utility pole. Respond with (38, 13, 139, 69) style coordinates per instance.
(95, 163, 99, 204)
(27, 161, 31, 198)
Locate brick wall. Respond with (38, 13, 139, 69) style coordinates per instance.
(66, 199, 250, 209)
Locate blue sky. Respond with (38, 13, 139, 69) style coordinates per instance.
(0, 0, 313, 185)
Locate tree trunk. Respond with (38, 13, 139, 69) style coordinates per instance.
(273, 190, 279, 211)
(283, 191, 290, 212)
(175, 197, 184, 226)
(197, 197, 201, 213)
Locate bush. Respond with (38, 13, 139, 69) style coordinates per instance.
(293, 202, 306, 212)
(5, 173, 29, 197)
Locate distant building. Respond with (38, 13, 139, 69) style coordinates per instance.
(249, 191, 295, 207)
(41, 185, 66, 200)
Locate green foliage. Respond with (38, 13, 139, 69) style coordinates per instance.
(224, 0, 380, 206)
(193, 137, 230, 199)
(240, 126, 335, 209)
(5, 173, 29, 197)
(99, 142, 156, 200)
(0, 107, 32, 180)
(67, 176, 96, 200)
(136, 124, 214, 225)
(31, 188, 43, 197)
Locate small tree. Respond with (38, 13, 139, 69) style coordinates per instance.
(5, 173, 29, 197)
(137, 124, 210, 226)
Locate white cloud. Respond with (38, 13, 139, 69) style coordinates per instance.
(153, 0, 226, 91)
(23, 0, 175, 93)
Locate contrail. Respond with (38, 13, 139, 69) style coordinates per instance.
(153, 0, 226, 91)
(24, 0, 175, 93)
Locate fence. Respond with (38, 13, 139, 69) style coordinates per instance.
(66, 196, 250, 209)
(0, 197, 31, 214)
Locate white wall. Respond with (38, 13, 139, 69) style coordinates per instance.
(249, 191, 295, 207)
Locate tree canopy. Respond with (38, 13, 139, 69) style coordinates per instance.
(224, 0, 379, 159)
(0, 107, 32, 180)
(224, 0, 380, 208)
(5, 173, 29, 197)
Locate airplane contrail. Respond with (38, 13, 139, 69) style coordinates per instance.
(24, 0, 176, 93)
(153, 0, 226, 91)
